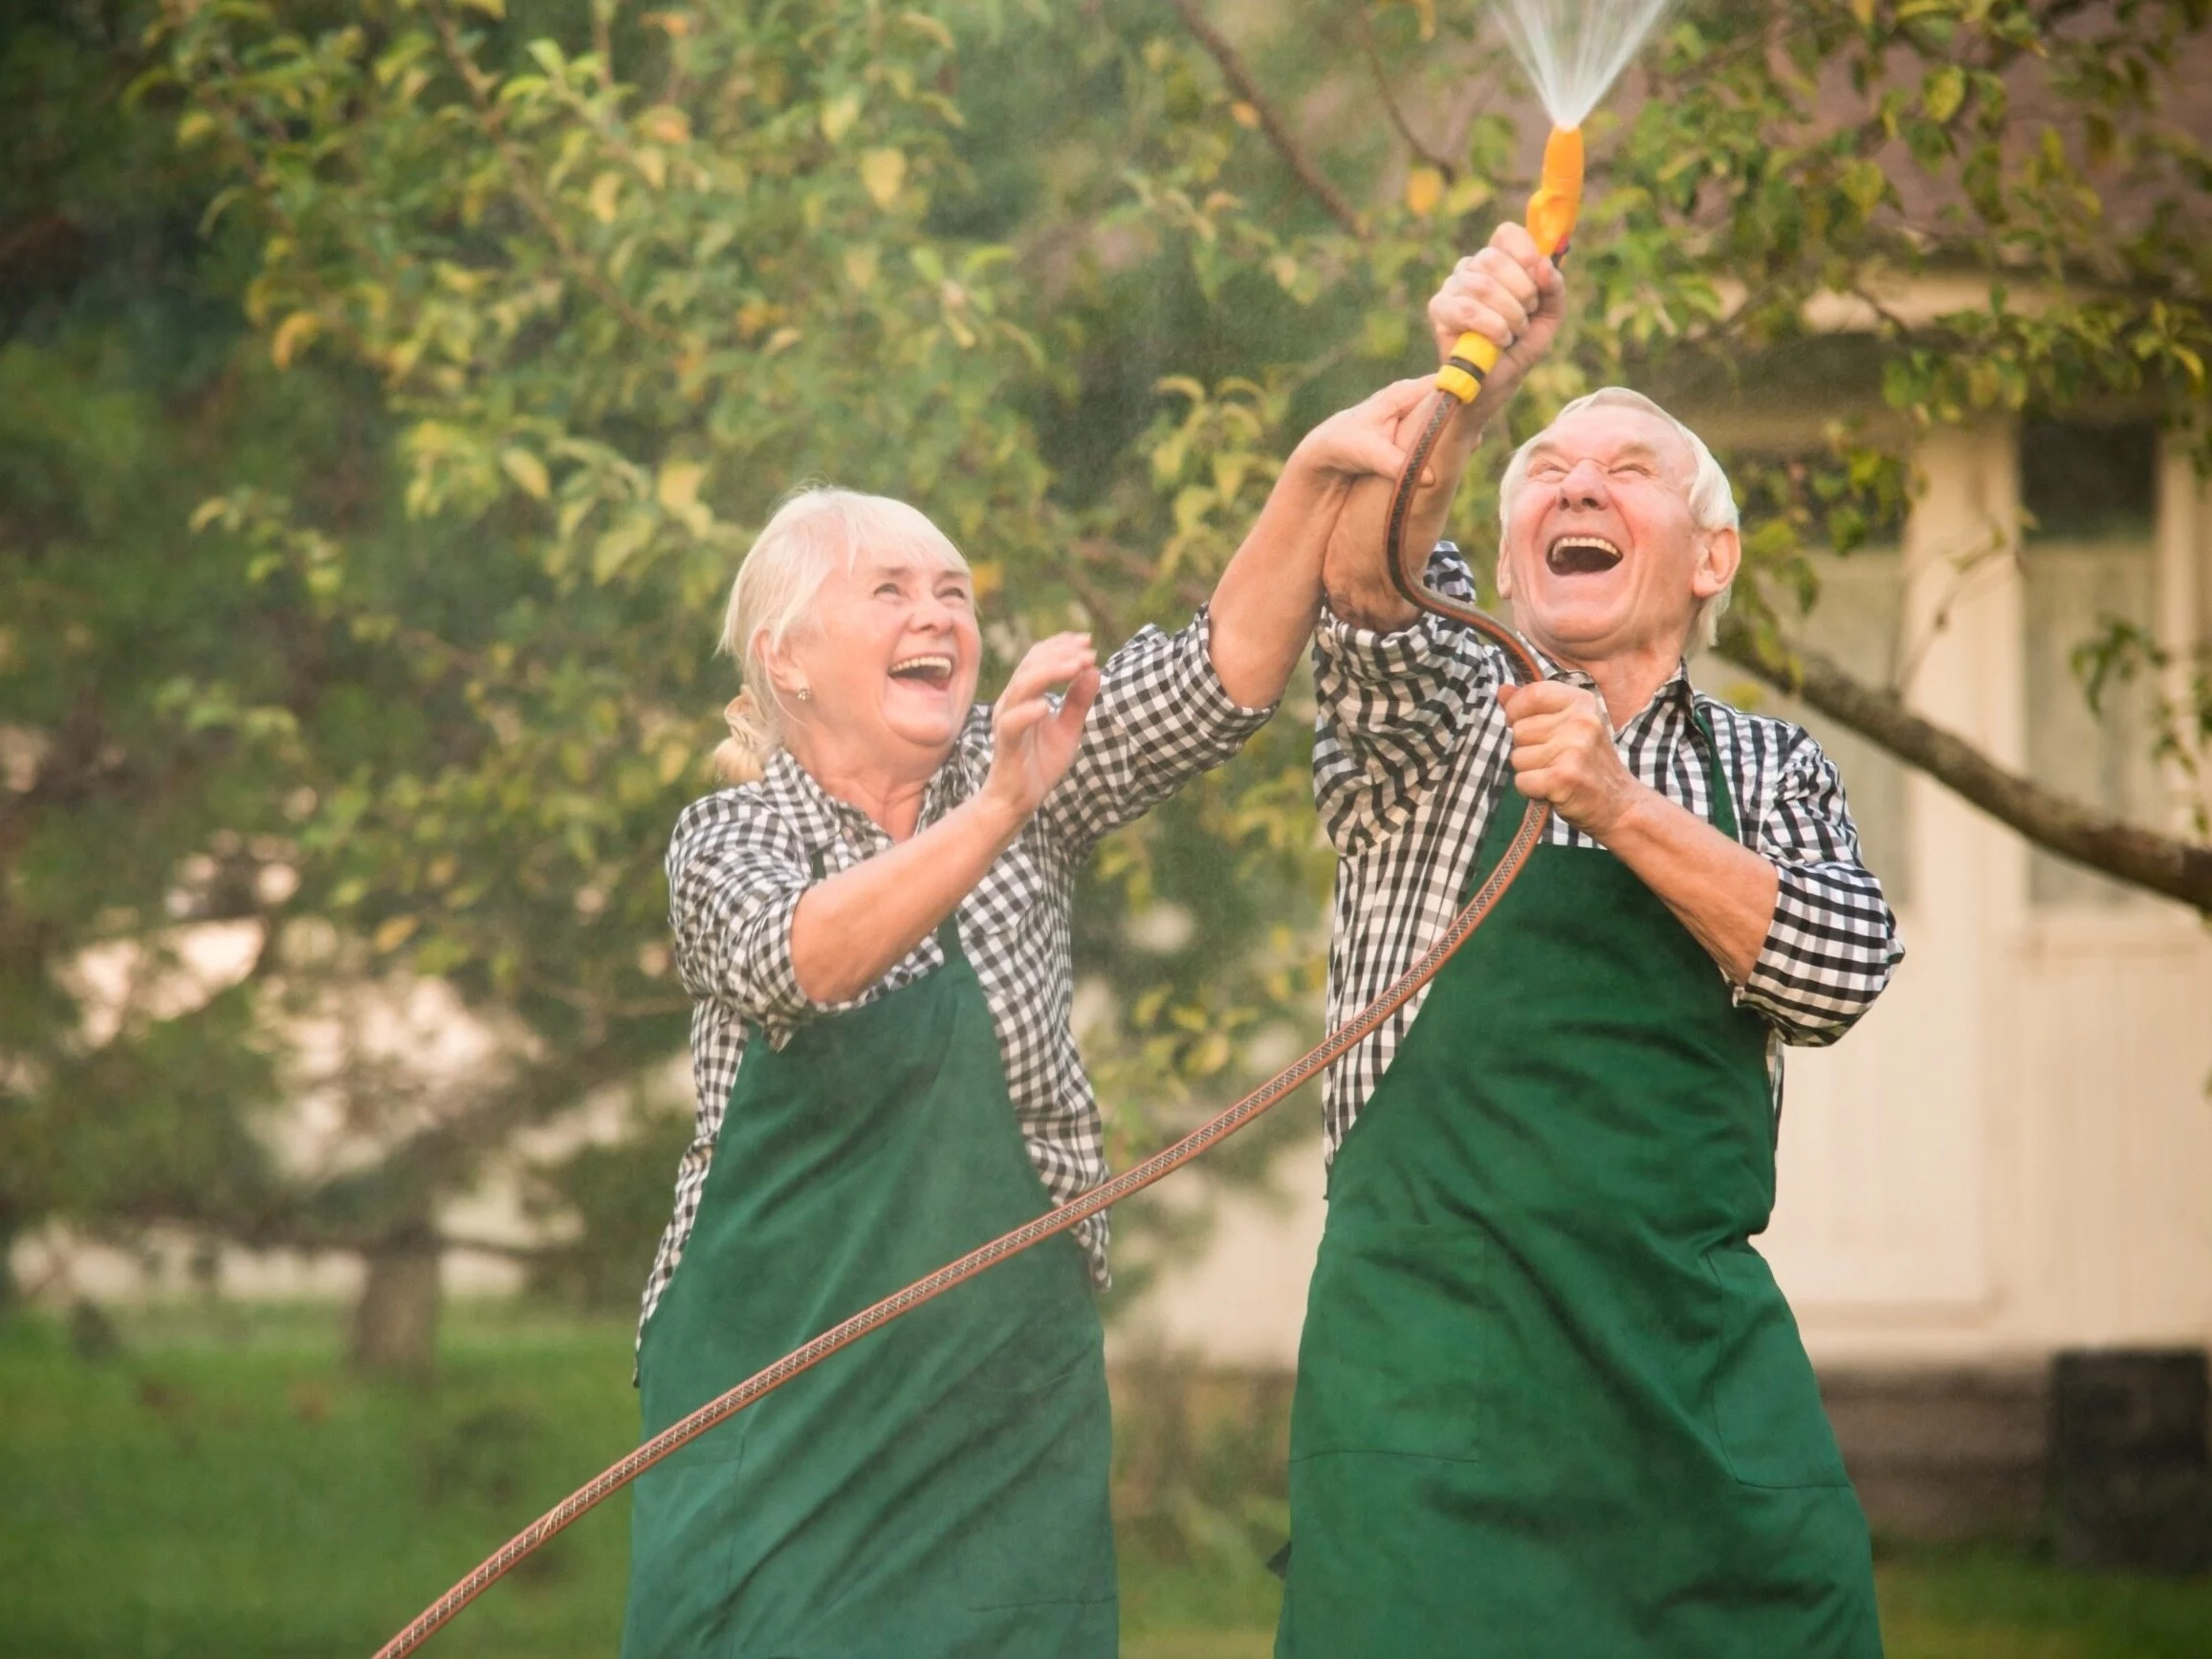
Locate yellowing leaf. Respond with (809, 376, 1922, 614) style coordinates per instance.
(820, 91, 862, 143)
(1229, 100, 1261, 130)
(1443, 175, 1493, 217)
(656, 460, 706, 514)
(1405, 164, 1445, 217)
(1411, 0, 1436, 40)
(587, 170, 624, 224)
(500, 447, 551, 500)
(640, 105, 691, 145)
(176, 108, 216, 147)
(634, 145, 668, 189)
(373, 915, 419, 952)
(457, 0, 505, 15)
(860, 146, 908, 208)
(271, 312, 321, 369)
(843, 245, 879, 290)
(1923, 66, 1966, 124)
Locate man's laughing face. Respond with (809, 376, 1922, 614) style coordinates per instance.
(1498, 403, 1738, 670)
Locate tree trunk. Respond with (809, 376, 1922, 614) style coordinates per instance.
(350, 1228, 442, 1382)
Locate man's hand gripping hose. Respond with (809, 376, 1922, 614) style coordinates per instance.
(371, 132, 1588, 1659)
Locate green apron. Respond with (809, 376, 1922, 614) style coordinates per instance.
(624, 911, 1117, 1658)
(1279, 712, 1882, 1657)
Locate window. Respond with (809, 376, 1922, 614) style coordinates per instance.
(2019, 421, 2163, 909)
(1704, 553, 1913, 906)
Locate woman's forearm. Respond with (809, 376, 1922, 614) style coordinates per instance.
(1206, 461, 1348, 709)
(790, 793, 1027, 1002)
(1325, 404, 1487, 632)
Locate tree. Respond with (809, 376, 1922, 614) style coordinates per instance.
(28, 0, 2200, 1358)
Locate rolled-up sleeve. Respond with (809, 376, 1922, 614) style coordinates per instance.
(1312, 546, 1497, 855)
(1739, 731, 1904, 1045)
(666, 793, 821, 1030)
(1037, 604, 1274, 862)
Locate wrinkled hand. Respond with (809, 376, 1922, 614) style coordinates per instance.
(1429, 221, 1565, 425)
(1498, 680, 1641, 839)
(984, 632, 1100, 823)
(1290, 377, 1435, 487)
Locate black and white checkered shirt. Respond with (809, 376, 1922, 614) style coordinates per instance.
(1316, 547, 1903, 1155)
(639, 607, 1272, 1334)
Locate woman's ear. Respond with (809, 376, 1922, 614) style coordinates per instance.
(757, 631, 811, 708)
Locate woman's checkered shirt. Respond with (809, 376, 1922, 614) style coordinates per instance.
(1315, 547, 1904, 1155)
(638, 609, 1271, 1336)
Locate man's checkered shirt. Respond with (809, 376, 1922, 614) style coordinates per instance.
(1315, 547, 1904, 1154)
(639, 608, 1271, 1336)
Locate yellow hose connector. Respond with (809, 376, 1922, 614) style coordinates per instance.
(1436, 125, 1585, 404)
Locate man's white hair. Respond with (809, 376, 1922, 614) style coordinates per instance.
(1497, 386, 1740, 649)
(712, 485, 967, 782)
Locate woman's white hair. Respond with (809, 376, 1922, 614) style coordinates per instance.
(712, 485, 968, 783)
(1497, 386, 1740, 648)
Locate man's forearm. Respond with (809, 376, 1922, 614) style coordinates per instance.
(1598, 784, 1778, 985)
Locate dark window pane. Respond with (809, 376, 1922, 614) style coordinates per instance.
(2020, 420, 2157, 542)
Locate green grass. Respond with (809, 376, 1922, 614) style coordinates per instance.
(2, 1303, 2206, 1658)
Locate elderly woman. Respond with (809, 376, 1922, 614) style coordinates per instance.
(618, 338, 1490, 1653)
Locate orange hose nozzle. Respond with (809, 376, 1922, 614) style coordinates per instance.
(1436, 124, 1586, 403)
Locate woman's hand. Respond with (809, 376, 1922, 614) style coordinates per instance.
(1287, 378, 1432, 489)
(983, 632, 1101, 824)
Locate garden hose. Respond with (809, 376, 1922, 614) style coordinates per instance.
(371, 144, 1587, 1659)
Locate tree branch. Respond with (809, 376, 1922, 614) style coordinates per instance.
(1717, 620, 2212, 914)
(427, 0, 679, 346)
(1350, 2, 1455, 179)
(1166, 0, 1365, 238)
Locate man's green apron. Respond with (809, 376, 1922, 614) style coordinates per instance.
(624, 911, 1117, 1658)
(1279, 712, 1882, 1657)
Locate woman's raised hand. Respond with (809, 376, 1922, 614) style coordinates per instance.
(1289, 377, 1432, 488)
(984, 632, 1101, 823)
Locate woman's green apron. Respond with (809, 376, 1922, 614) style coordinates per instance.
(624, 910, 1117, 1658)
(1279, 712, 1882, 1657)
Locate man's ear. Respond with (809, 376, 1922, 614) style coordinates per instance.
(1495, 546, 1518, 603)
(1692, 525, 1741, 600)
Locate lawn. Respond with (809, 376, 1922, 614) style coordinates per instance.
(1, 1303, 2205, 1658)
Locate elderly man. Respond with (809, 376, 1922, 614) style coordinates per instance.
(1275, 227, 1901, 1657)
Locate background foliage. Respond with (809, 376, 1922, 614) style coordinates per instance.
(4, 0, 2210, 1372)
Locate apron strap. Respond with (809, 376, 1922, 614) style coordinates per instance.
(1466, 686, 1746, 891)
(1689, 704, 1747, 848)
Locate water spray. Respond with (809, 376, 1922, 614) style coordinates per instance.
(370, 5, 1675, 1653)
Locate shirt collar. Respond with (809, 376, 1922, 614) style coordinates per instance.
(763, 740, 979, 850)
(1522, 644, 1695, 730)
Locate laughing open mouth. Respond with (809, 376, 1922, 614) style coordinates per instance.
(1546, 535, 1623, 576)
(889, 652, 955, 688)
